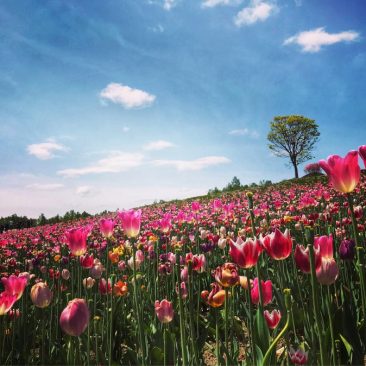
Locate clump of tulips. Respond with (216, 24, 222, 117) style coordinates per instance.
(0, 146, 366, 365)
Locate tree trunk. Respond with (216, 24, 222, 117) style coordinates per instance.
(293, 163, 299, 179)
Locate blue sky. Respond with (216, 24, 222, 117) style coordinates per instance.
(0, 0, 365, 217)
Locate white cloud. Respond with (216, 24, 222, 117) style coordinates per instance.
(27, 139, 69, 160)
(234, 0, 277, 27)
(58, 151, 144, 178)
(76, 186, 94, 197)
(26, 183, 64, 191)
(229, 128, 259, 138)
(163, 0, 177, 10)
(143, 140, 175, 151)
(202, 0, 242, 8)
(100, 83, 156, 109)
(122, 126, 130, 132)
(284, 27, 360, 53)
(152, 156, 230, 171)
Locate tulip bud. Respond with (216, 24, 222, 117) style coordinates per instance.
(264, 309, 281, 329)
(62, 269, 70, 280)
(339, 239, 355, 260)
(82, 277, 95, 289)
(60, 298, 90, 336)
(30, 282, 53, 308)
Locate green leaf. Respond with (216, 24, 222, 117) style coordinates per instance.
(339, 334, 353, 362)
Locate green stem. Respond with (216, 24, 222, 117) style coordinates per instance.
(176, 253, 188, 366)
(347, 193, 366, 318)
(326, 286, 336, 366)
(261, 289, 292, 366)
(308, 242, 325, 366)
(215, 308, 220, 366)
(224, 288, 229, 366)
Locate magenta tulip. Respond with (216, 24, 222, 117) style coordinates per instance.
(0, 292, 17, 316)
(359, 145, 366, 168)
(1, 274, 28, 300)
(65, 226, 91, 256)
(100, 218, 115, 238)
(118, 209, 142, 238)
(319, 151, 360, 193)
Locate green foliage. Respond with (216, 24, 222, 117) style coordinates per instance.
(267, 115, 320, 178)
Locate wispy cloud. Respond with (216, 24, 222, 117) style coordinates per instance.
(26, 183, 64, 191)
(58, 151, 144, 177)
(100, 83, 156, 109)
(284, 27, 360, 53)
(229, 128, 259, 138)
(152, 156, 230, 171)
(202, 0, 242, 8)
(149, 24, 165, 33)
(122, 126, 130, 132)
(27, 139, 69, 160)
(234, 0, 277, 27)
(143, 140, 175, 151)
(76, 186, 94, 197)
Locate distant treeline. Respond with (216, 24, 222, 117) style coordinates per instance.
(0, 210, 91, 232)
(208, 176, 272, 195)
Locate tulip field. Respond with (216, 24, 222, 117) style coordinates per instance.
(1, 148, 366, 366)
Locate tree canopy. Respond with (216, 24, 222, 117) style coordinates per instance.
(267, 115, 320, 178)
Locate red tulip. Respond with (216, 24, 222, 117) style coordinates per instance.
(0, 292, 17, 315)
(65, 226, 91, 256)
(262, 229, 292, 260)
(1, 274, 28, 300)
(80, 253, 94, 269)
(358, 145, 366, 168)
(30, 282, 53, 308)
(229, 237, 262, 269)
(100, 218, 115, 238)
(155, 299, 174, 323)
(319, 151, 360, 193)
(60, 298, 90, 336)
(315, 235, 334, 259)
(264, 309, 281, 329)
(251, 278, 272, 306)
(118, 209, 142, 238)
(294, 244, 321, 273)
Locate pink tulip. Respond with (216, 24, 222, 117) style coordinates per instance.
(1, 274, 28, 300)
(262, 229, 293, 260)
(118, 209, 142, 238)
(65, 226, 91, 256)
(191, 201, 201, 212)
(229, 237, 262, 269)
(359, 145, 366, 168)
(59, 298, 90, 336)
(0, 292, 17, 315)
(155, 299, 174, 323)
(100, 218, 115, 238)
(319, 151, 360, 193)
(30, 282, 53, 308)
(264, 309, 281, 329)
(251, 278, 272, 306)
(289, 347, 308, 365)
(316, 258, 339, 285)
(314, 235, 334, 259)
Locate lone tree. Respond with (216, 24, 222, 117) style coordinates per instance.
(267, 115, 320, 178)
